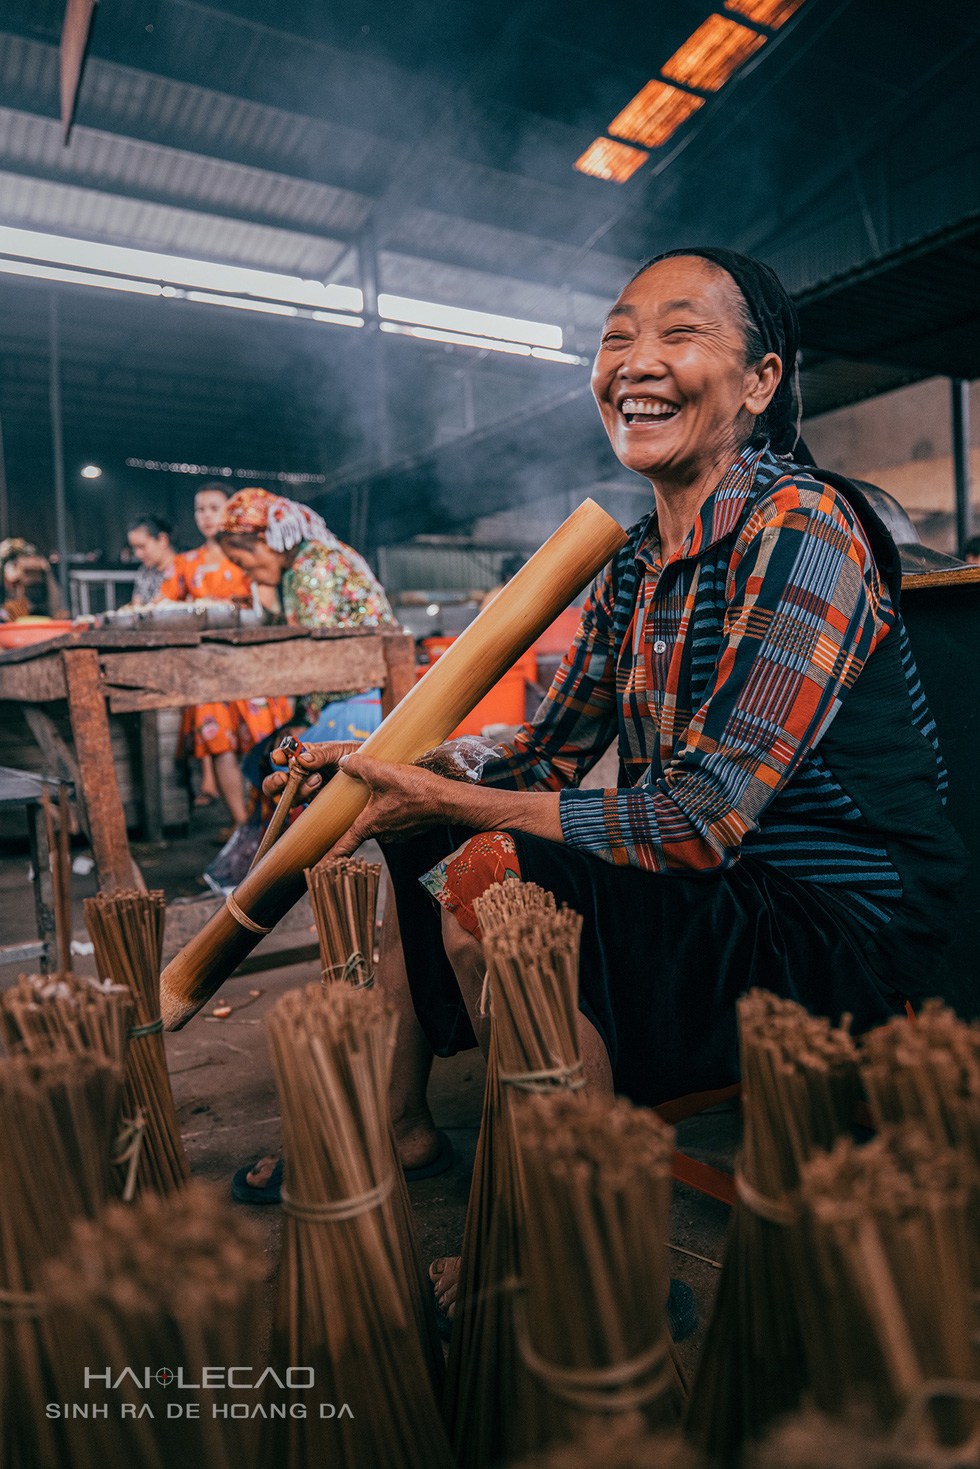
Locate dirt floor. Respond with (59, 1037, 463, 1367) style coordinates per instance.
(0, 800, 738, 1377)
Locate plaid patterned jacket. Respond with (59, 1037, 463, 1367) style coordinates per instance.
(480, 444, 954, 932)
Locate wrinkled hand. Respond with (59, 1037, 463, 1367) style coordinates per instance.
(262, 740, 359, 804)
(327, 752, 455, 859)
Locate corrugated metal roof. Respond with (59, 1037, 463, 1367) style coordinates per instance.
(0, 171, 351, 275)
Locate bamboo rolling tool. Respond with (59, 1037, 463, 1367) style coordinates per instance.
(160, 498, 627, 1030)
(248, 733, 306, 870)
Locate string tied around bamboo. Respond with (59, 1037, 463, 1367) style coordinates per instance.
(320, 951, 375, 988)
(499, 1060, 586, 1093)
(515, 1298, 678, 1413)
(111, 1108, 148, 1204)
(224, 892, 271, 934)
(280, 1170, 395, 1223)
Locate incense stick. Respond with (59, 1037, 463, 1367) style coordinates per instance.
(84, 890, 190, 1196)
(686, 989, 863, 1457)
(305, 856, 380, 988)
(756, 1405, 974, 1469)
(512, 1092, 686, 1459)
(40, 1181, 267, 1469)
(0, 972, 133, 1065)
(0, 1050, 123, 1469)
(264, 983, 453, 1469)
(445, 880, 584, 1469)
(798, 1125, 976, 1447)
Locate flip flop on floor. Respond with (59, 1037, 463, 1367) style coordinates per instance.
(403, 1129, 455, 1181)
(231, 1133, 455, 1207)
(231, 1158, 283, 1205)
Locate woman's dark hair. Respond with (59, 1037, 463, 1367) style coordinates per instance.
(218, 531, 261, 550)
(628, 247, 804, 458)
(127, 513, 172, 539)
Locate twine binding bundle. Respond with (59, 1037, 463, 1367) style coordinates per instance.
(84, 890, 189, 1196)
(512, 1091, 686, 1459)
(0, 1050, 123, 1469)
(686, 989, 863, 1457)
(446, 880, 584, 1469)
(264, 983, 452, 1469)
(305, 856, 380, 988)
(40, 1181, 267, 1469)
(798, 1124, 976, 1448)
(0, 972, 133, 1065)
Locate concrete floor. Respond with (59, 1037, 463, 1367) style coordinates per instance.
(0, 801, 738, 1378)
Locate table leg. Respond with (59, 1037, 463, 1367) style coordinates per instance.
(380, 631, 416, 717)
(62, 648, 134, 891)
(26, 798, 57, 972)
(139, 710, 164, 843)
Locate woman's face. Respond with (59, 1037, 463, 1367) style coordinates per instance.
(220, 535, 285, 585)
(591, 256, 780, 485)
(127, 527, 171, 569)
(194, 489, 228, 540)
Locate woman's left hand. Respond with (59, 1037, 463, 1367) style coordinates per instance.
(327, 752, 458, 859)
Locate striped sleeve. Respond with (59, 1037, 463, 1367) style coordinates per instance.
(476, 561, 623, 792)
(559, 482, 893, 870)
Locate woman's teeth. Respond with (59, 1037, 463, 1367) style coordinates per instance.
(620, 397, 680, 424)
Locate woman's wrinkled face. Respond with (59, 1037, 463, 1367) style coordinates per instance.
(127, 527, 171, 569)
(592, 256, 780, 484)
(194, 489, 228, 540)
(220, 534, 284, 585)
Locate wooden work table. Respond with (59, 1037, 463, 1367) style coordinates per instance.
(0, 623, 415, 891)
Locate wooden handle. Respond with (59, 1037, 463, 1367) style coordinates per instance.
(248, 765, 305, 871)
(161, 498, 628, 1029)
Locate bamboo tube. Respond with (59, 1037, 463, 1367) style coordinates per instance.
(40, 1182, 267, 1469)
(264, 983, 452, 1469)
(685, 990, 863, 1458)
(161, 498, 627, 1029)
(0, 1050, 123, 1469)
(798, 1126, 976, 1448)
(84, 890, 190, 1195)
(446, 881, 584, 1469)
(512, 1093, 686, 1461)
(305, 856, 380, 988)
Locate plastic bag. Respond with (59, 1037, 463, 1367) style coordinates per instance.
(412, 736, 503, 784)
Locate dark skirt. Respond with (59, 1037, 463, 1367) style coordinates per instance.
(383, 826, 909, 1110)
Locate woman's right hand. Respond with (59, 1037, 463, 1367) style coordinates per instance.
(263, 740, 360, 803)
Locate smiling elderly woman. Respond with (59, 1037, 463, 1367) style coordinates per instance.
(262, 250, 967, 1229)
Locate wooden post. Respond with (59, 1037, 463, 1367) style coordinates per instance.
(380, 629, 416, 716)
(62, 648, 134, 891)
(139, 710, 164, 843)
(25, 799, 57, 973)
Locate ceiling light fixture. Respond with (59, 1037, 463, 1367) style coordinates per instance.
(662, 14, 767, 92)
(80, 464, 102, 479)
(574, 137, 648, 183)
(0, 224, 362, 312)
(378, 321, 587, 365)
(608, 81, 704, 148)
(724, 0, 806, 27)
(378, 294, 562, 350)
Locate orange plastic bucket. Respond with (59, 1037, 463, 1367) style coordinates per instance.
(420, 638, 537, 737)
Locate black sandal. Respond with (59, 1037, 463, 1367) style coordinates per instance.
(231, 1157, 283, 1205)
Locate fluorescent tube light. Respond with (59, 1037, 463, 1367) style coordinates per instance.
(185, 291, 298, 316)
(724, 0, 805, 26)
(378, 293, 562, 350)
(662, 14, 767, 92)
(574, 138, 649, 182)
(0, 255, 164, 295)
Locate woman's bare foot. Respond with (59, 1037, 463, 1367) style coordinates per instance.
(245, 1155, 279, 1188)
(393, 1107, 441, 1172)
(429, 1256, 461, 1319)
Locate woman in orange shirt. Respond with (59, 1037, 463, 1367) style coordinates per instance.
(160, 482, 291, 825)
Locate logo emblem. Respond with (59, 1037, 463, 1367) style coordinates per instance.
(154, 1369, 175, 1388)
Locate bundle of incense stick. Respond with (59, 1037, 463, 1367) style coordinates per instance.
(0, 972, 133, 1064)
(509, 1425, 697, 1469)
(755, 1405, 972, 1469)
(797, 1125, 976, 1447)
(305, 856, 380, 987)
(0, 1050, 123, 1469)
(860, 1000, 980, 1292)
(686, 989, 863, 1459)
(264, 983, 453, 1469)
(512, 1091, 686, 1460)
(40, 1182, 267, 1469)
(446, 880, 583, 1469)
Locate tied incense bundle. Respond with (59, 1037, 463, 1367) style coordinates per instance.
(798, 1125, 976, 1447)
(446, 881, 584, 1469)
(0, 972, 133, 1065)
(0, 1050, 123, 1469)
(84, 890, 189, 1196)
(508, 1426, 697, 1469)
(686, 989, 863, 1458)
(40, 1182, 267, 1469)
(860, 1000, 980, 1294)
(264, 984, 452, 1469)
(513, 1092, 686, 1460)
(305, 856, 380, 988)
(756, 1405, 978, 1469)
